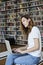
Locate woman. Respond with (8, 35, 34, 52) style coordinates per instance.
(5, 14, 41, 65)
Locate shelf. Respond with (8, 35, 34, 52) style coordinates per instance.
(0, 0, 43, 45)
(17, 1, 29, 5)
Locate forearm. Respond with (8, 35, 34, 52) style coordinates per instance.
(12, 45, 27, 52)
(22, 46, 39, 53)
(24, 38, 40, 53)
(18, 45, 27, 50)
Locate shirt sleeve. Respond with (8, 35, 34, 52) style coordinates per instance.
(32, 27, 39, 38)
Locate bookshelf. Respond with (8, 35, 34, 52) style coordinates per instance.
(0, 0, 43, 46)
(4, 0, 29, 45)
(4, 1, 17, 45)
(0, 2, 6, 43)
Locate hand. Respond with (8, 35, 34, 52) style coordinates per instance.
(12, 48, 21, 53)
(12, 48, 26, 54)
(15, 49, 26, 54)
(12, 48, 17, 53)
(15, 49, 21, 53)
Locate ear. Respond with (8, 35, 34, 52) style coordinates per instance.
(28, 19, 31, 23)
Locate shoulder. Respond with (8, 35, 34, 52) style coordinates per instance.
(31, 26, 40, 38)
(32, 26, 39, 32)
(31, 26, 40, 34)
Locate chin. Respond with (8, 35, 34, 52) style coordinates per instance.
(24, 25, 28, 28)
(25, 26, 27, 28)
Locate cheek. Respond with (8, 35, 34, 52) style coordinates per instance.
(23, 21, 26, 24)
(22, 22, 25, 27)
(22, 22, 25, 25)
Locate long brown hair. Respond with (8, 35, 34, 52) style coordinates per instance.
(20, 14, 35, 36)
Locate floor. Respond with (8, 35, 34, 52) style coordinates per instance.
(0, 44, 43, 65)
(0, 59, 6, 65)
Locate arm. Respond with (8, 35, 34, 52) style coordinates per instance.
(12, 44, 28, 52)
(17, 45, 28, 50)
(20, 38, 40, 53)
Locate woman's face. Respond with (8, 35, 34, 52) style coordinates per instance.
(22, 17, 29, 28)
